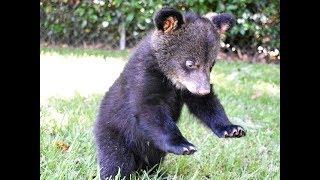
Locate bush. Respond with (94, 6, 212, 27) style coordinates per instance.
(40, 0, 279, 61)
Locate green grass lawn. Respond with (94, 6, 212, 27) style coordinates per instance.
(40, 46, 130, 59)
(40, 48, 280, 180)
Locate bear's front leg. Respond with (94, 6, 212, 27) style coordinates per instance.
(207, 96, 246, 138)
(136, 105, 197, 155)
(182, 86, 246, 138)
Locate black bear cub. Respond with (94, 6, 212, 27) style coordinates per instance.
(94, 7, 246, 179)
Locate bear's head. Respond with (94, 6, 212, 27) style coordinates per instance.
(151, 7, 235, 96)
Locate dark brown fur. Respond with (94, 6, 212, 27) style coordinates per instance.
(94, 8, 245, 179)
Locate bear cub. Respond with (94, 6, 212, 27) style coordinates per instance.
(94, 7, 246, 179)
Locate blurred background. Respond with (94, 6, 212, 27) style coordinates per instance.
(40, 0, 279, 63)
(40, 1, 280, 179)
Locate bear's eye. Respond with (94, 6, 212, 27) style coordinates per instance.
(185, 60, 195, 68)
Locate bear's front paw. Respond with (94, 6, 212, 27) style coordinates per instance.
(165, 141, 197, 155)
(217, 125, 246, 138)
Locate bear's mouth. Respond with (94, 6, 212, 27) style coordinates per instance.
(180, 80, 210, 96)
(169, 76, 210, 96)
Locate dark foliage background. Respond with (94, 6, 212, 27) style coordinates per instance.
(40, 0, 279, 63)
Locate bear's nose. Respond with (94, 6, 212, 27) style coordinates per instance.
(197, 88, 210, 95)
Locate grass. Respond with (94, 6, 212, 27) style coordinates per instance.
(40, 46, 130, 59)
(40, 47, 280, 180)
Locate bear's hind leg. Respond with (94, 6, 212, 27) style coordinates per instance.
(95, 130, 137, 179)
(97, 152, 136, 179)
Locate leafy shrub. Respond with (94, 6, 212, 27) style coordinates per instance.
(40, 0, 279, 61)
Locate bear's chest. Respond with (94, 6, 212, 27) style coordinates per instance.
(163, 89, 183, 122)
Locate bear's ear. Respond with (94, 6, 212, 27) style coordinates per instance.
(154, 7, 184, 34)
(204, 12, 236, 34)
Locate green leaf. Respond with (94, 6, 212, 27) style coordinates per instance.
(81, 20, 87, 28)
(226, 5, 238, 11)
(89, 15, 98, 22)
(75, 8, 85, 17)
(126, 13, 134, 23)
(217, 2, 225, 12)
